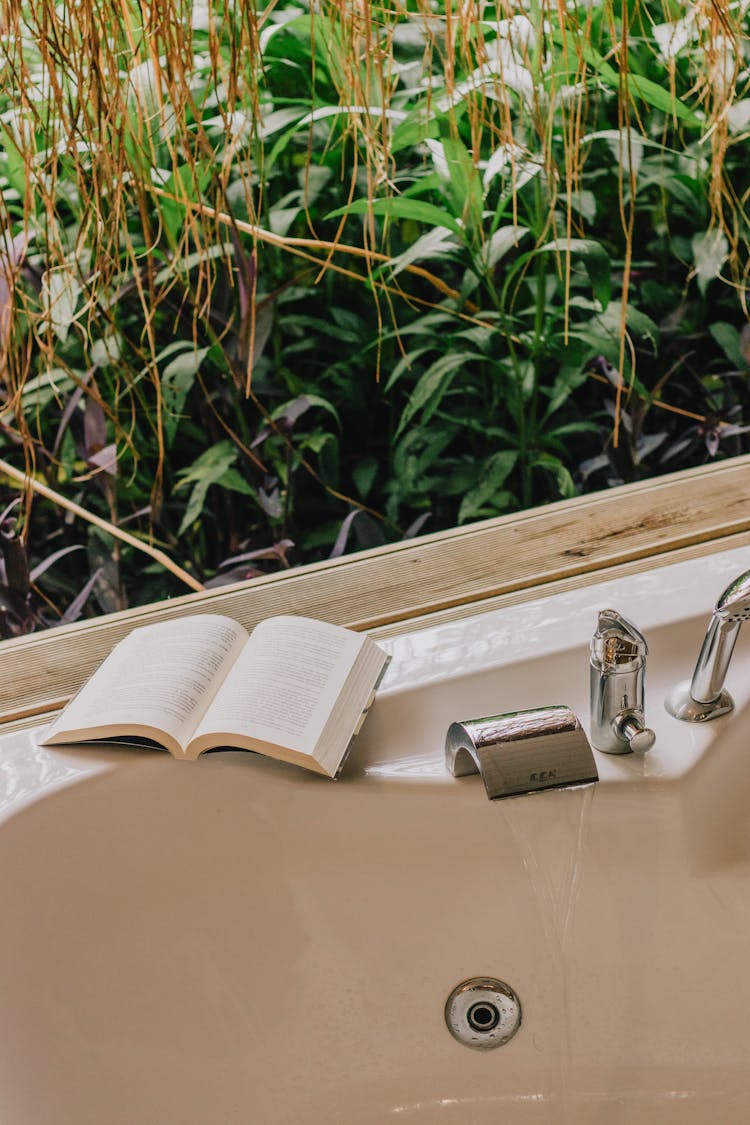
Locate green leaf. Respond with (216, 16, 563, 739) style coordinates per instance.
(216, 467, 256, 497)
(436, 135, 483, 235)
(647, 172, 703, 213)
(560, 190, 597, 224)
(458, 451, 517, 523)
(625, 73, 699, 125)
(481, 225, 530, 271)
(709, 322, 744, 368)
(533, 454, 576, 499)
(153, 242, 234, 288)
(176, 441, 239, 536)
(392, 428, 456, 496)
(391, 111, 440, 154)
(282, 314, 361, 344)
(544, 421, 600, 439)
(592, 301, 660, 350)
(390, 101, 466, 155)
(161, 346, 209, 446)
(316, 431, 339, 487)
(353, 457, 378, 499)
(384, 346, 433, 393)
(692, 229, 729, 296)
(158, 162, 213, 247)
(387, 227, 459, 281)
(326, 198, 464, 239)
(542, 366, 590, 420)
(537, 238, 611, 310)
(0, 128, 30, 202)
(395, 352, 480, 438)
(179, 441, 236, 484)
(20, 367, 74, 409)
(553, 28, 701, 126)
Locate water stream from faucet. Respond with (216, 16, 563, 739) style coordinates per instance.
(499, 783, 595, 1121)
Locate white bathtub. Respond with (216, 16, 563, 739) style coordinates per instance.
(2, 546, 750, 1123)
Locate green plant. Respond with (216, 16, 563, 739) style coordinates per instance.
(0, 0, 748, 629)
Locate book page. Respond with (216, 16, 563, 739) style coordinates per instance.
(43, 614, 248, 749)
(192, 616, 364, 756)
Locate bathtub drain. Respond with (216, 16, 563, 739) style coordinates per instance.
(467, 1001, 500, 1032)
(445, 978, 521, 1050)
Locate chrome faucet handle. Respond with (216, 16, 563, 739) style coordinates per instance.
(590, 609, 655, 754)
(590, 608, 648, 667)
(613, 711, 657, 754)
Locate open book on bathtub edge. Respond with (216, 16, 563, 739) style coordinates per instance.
(40, 613, 390, 777)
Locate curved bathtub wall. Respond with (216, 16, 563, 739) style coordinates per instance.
(2, 544, 750, 1120)
(1, 731, 750, 1123)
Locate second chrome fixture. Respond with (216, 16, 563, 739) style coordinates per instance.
(666, 567, 750, 722)
(590, 609, 656, 754)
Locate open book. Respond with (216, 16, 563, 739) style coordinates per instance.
(41, 613, 390, 776)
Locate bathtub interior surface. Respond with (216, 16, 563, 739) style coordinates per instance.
(2, 753, 750, 1125)
(2, 546, 750, 1123)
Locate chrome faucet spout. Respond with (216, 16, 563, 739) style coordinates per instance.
(690, 613, 741, 704)
(666, 567, 750, 722)
(445, 706, 597, 800)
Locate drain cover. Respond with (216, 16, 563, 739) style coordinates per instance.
(444, 977, 521, 1049)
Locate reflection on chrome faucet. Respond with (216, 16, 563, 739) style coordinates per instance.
(666, 568, 750, 723)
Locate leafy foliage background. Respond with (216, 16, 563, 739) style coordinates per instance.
(1, 0, 749, 634)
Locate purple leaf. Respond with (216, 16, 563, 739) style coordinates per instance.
(228, 228, 273, 377)
(87, 443, 117, 476)
(204, 565, 265, 587)
(29, 543, 85, 583)
(220, 539, 294, 568)
(251, 425, 271, 450)
(591, 355, 620, 386)
(577, 453, 611, 482)
(716, 423, 750, 439)
(251, 300, 274, 367)
(603, 399, 633, 433)
(83, 394, 107, 455)
(229, 226, 256, 332)
(275, 394, 315, 430)
(330, 509, 360, 558)
(61, 567, 102, 623)
(740, 322, 750, 365)
(0, 497, 20, 527)
(403, 513, 431, 539)
(0, 531, 29, 596)
(53, 367, 94, 454)
(258, 482, 282, 518)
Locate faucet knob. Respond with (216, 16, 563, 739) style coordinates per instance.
(615, 712, 656, 754)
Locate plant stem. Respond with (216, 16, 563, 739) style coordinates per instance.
(0, 459, 205, 593)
